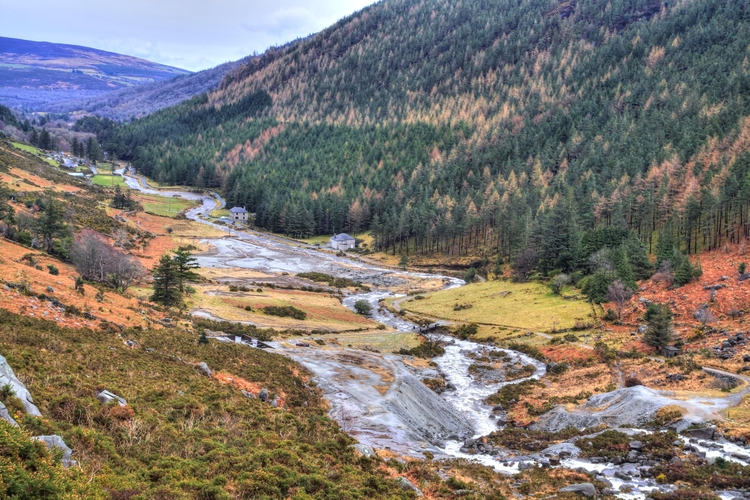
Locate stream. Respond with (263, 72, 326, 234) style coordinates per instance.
(118, 168, 750, 499)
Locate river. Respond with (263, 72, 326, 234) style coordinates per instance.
(118, 168, 750, 499)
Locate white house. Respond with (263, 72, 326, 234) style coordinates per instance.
(329, 233, 356, 250)
(229, 206, 248, 222)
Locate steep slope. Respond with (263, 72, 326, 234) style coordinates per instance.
(115, 0, 750, 264)
(0, 36, 190, 109)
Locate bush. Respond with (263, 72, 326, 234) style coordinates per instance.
(453, 323, 479, 339)
(624, 375, 643, 387)
(46, 264, 59, 276)
(353, 299, 372, 316)
(603, 308, 618, 321)
(262, 305, 307, 320)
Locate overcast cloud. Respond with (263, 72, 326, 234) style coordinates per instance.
(0, 0, 377, 71)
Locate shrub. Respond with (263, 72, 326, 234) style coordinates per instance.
(353, 299, 372, 316)
(453, 323, 478, 339)
(262, 305, 307, 320)
(603, 308, 618, 321)
(624, 375, 643, 387)
(46, 264, 58, 276)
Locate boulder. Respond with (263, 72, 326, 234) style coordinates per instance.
(32, 435, 76, 467)
(396, 477, 423, 496)
(96, 390, 127, 406)
(629, 441, 643, 450)
(350, 443, 376, 458)
(258, 388, 269, 402)
(0, 355, 42, 417)
(683, 427, 716, 441)
(559, 483, 597, 498)
(198, 362, 211, 377)
(0, 401, 17, 426)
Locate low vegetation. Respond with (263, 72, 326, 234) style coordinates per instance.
(0, 310, 412, 498)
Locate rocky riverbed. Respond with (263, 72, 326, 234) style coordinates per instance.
(119, 168, 750, 498)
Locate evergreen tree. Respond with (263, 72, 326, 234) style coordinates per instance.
(150, 255, 182, 307)
(86, 137, 103, 164)
(643, 304, 673, 348)
(198, 331, 209, 345)
(35, 198, 66, 253)
(172, 248, 200, 292)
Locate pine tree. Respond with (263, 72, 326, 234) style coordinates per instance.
(198, 332, 209, 345)
(172, 248, 200, 292)
(35, 199, 66, 253)
(643, 304, 673, 348)
(150, 255, 182, 307)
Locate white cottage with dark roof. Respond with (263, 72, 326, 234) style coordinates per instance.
(229, 206, 248, 222)
(329, 233, 356, 250)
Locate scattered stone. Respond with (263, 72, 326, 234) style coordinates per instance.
(198, 362, 211, 377)
(666, 373, 686, 382)
(629, 441, 644, 450)
(270, 398, 279, 408)
(241, 390, 255, 399)
(559, 483, 597, 498)
(46, 286, 55, 293)
(32, 435, 76, 467)
(396, 477, 422, 496)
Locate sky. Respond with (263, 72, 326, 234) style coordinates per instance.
(0, 0, 377, 72)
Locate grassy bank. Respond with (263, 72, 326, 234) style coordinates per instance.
(401, 280, 593, 332)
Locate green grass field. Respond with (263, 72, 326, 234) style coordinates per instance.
(91, 174, 127, 187)
(11, 142, 58, 166)
(210, 208, 229, 218)
(141, 192, 197, 217)
(401, 280, 593, 332)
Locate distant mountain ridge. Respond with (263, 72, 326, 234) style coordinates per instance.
(0, 36, 190, 110)
(44, 59, 247, 121)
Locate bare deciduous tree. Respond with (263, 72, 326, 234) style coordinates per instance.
(514, 248, 537, 282)
(606, 279, 633, 319)
(71, 229, 146, 291)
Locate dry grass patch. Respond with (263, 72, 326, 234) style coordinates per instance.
(191, 284, 379, 331)
(0, 239, 153, 330)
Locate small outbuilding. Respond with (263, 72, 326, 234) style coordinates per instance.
(661, 345, 682, 358)
(229, 206, 248, 222)
(329, 233, 356, 250)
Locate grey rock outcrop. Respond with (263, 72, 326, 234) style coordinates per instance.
(351, 443, 376, 458)
(532, 386, 672, 432)
(0, 355, 42, 419)
(32, 435, 76, 467)
(540, 442, 581, 458)
(396, 477, 423, 496)
(382, 374, 473, 444)
(96, 390, 127, 406)
(559, 483, 597, 498)
(198, 362, 212, 377)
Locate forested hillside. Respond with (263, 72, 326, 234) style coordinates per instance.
(112, 0, 750, 274)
